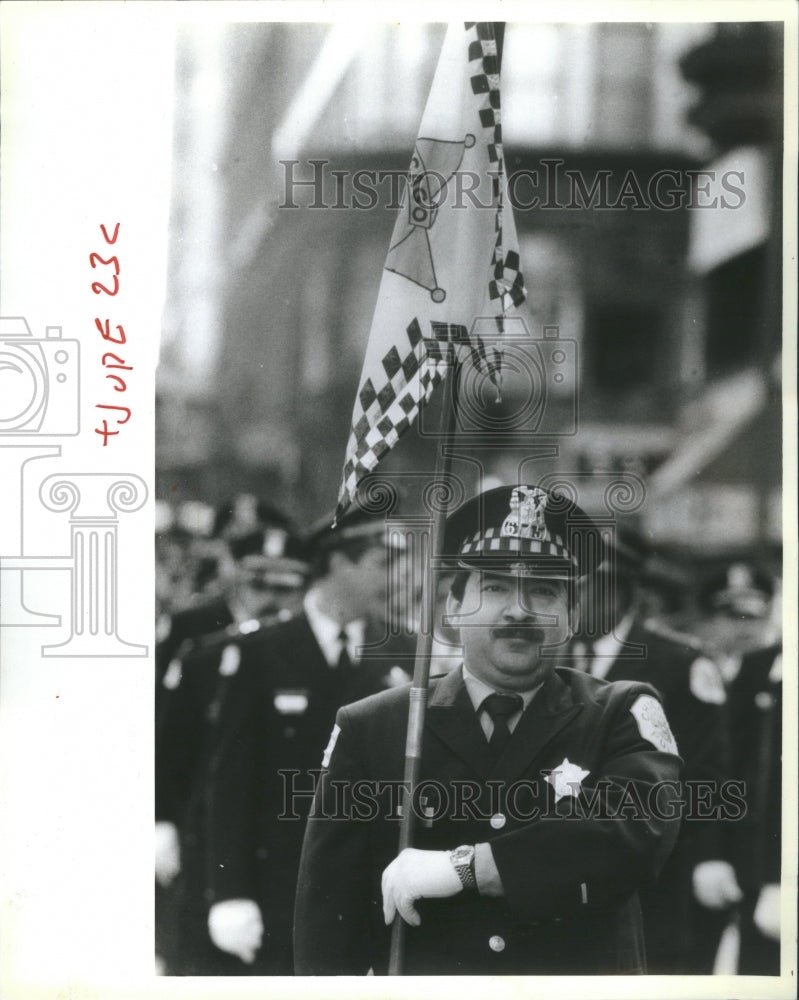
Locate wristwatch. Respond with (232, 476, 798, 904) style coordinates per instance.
(450, 844, 477, 892)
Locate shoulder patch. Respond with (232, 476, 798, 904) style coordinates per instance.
(689, 656, 726, 704)
(384, 665, 412, 688)
(156, 614, 172, 644)
(218, 644, 241, 677)
(162, 658, 183, 690)
(321, 724, 341, 768)
(630, 694, 679, 755)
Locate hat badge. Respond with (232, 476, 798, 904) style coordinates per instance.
(500, 487, 548, 541)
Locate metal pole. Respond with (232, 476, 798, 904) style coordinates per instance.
(388, 359, 459, 974)
(387, 21, 505, 975)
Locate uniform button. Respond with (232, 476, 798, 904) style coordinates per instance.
(490, 812, 506, 830)
(489, 935, 505, 952)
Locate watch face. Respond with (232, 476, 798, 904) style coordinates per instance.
(452, 846, 473, 864)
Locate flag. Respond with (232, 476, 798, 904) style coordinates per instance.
(336, 22, 526, 520)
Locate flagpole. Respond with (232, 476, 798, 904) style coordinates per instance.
(387, 22, 507, 975)
(388, 356, 460, 975)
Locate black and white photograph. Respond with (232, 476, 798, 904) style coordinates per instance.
(0, 2, 796, 997)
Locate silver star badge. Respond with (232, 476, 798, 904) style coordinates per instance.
(546, 758, 590, 802)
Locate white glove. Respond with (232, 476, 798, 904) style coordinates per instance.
(207, 899, 264, 964)
(381, 847, 463, 927)
(692, 860, 743, 910)
(154, 821, 181, 887)
(753, 883, 780, 940)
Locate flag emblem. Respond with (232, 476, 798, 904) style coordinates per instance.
(336, 22, 526, 519)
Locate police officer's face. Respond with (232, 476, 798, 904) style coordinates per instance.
(232, 557, 305, 620)
(330, 544, 393, 623)
(447, 571, 572, 691)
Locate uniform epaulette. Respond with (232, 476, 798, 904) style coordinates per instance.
(642, 617, 706, 654)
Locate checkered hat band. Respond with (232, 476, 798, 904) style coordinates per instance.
(459, 529, 577, 566)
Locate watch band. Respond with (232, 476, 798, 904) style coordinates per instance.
(450, 845, 477, 891)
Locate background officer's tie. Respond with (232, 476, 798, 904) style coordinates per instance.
(482, 692, 523, 758)
(336, 628, 353, 674)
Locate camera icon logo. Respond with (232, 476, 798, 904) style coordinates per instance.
(418, 317, 578, 439)
(0, 317, 80, 436)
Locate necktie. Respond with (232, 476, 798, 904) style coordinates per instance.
(336, 628, 353, 674)
(482, 692, 524, 758)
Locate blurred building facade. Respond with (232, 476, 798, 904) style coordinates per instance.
(157, 20, 783, 587)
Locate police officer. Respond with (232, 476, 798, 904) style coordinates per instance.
(155, 519, 310, 973)
(702, 563, 782, 974)
(571, 527, 736, 973)
(199, 507, 416, 974)
(727, 640, 782, 974)
(695, 562, 776, 686)
(294, 485, 682, 975)
(155, 498, 302, 686)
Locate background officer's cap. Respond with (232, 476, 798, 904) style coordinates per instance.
(702, 562, 775, 618)
(306, 506, 408, 556)
(228, 525, 310, 587)
(442, 484, 601, 579)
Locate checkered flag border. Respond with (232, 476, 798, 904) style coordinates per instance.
(337, 319, 455, 515)
(337, 23, 527, 516)
(466, 22, 526, 317)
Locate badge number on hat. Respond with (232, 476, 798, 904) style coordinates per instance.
(501, 486, 548, 540)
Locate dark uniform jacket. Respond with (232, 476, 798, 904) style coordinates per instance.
(727, 643, 782, 975)
(580, 619, 729, 972)
(197, 612, 415, 975)
(294, 666, 682, 975)
(156, 596, 234, 692)
(154, 596, 235, 973)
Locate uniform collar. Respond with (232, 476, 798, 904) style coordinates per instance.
(303, 589, 365, 667)
(461, 664, 541, 713)
(588, 609, 635, 679)
(426, 665, 580, 779)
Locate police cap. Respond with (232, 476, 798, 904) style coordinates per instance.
(442, 484, 601, 579)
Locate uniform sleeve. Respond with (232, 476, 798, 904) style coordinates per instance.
(672, 655, 730, 866)
(294, 707, 375, 975)
(204, 662, 263, 904)
(490, 684, 682, 922)
(155, 644, 217, 826)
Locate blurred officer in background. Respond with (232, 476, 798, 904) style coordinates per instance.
(702, 564, 782, 974)
(694, 562, 776, 687)
(155, 497, 298, 684)
(295, 486, 682, 975)
(155, 507, 309, 974)
(727, 639, 782, 974)
(570, 527, 737, 973)
(199, 507, 416, 975)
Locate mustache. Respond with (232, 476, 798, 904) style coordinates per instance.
(492, 624, 547, 642)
